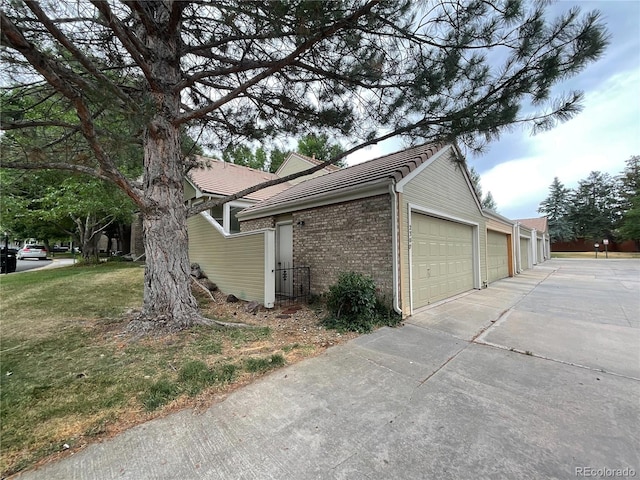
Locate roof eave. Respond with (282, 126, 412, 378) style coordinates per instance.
(237, 178, 392, 221)
(482, 209, 515, 225)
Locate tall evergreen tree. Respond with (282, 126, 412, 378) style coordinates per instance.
(617, 155, 640, 248)
(469, 166, 498, 212)
(1, 1, 609, 331)
(538, 177, 574, 242)
(569, 171, 618, 242)
(482, 191, 498, 212)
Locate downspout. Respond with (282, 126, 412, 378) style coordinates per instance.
(514, 223, 521, 273)
(389, 182, 402, 315)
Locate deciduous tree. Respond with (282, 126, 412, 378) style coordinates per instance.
(0, 0, 609, 330)
(297, 133, 346, 167)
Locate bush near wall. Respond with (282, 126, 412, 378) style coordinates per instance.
(322, 272, 401, 333)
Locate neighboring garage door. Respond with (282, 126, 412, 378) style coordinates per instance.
(487, 230, 509, 283)
(412, 213, 474, 308)
(537, 238, 544, 262)
(520, 237, 530, 270)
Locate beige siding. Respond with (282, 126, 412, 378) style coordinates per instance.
(183, 180, 197, 202)
(400, 149, 486, 314)
(278, 156, 330, 185)
(188, 214, 267, 303)
(485, 218, 512, 234)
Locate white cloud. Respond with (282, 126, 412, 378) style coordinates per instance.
(345, 138, 400, 166)
(481, 67, 640, 218)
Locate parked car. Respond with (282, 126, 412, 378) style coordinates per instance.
(1, 247, 18, 273)
(17, 244, 48, 260)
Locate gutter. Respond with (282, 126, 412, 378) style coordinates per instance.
(389, 182, 402, 316)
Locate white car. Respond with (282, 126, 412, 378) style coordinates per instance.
(17, 244, 48, 260)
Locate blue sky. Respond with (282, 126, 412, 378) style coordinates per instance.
(347, 0, 640, 220)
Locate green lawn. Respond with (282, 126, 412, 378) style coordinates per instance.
(0, 263, 284, 476)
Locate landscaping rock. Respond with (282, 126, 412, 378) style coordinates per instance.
(226, 294, 239, 303)
(245, 301, 261, 314)
(190, 263, 206, 279)
(201, 279, 218, 292)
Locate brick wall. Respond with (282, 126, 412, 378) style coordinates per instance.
(292, 194, 393, 300)
(240, 216, 275, 232)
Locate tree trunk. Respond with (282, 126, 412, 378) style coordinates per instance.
(140, 165, 199, 329)
(137, 10, 200, 330)
(81, 234, 100, 263)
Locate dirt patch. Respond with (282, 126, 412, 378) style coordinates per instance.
(197, 289, 359, 358)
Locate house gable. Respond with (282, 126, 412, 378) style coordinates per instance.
(185, 157, 291, 234)
(516, 217, 548, 234)
(275, 152, 340, 185)
(398, 146, 488, 314)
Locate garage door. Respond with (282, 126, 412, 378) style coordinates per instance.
(487, 230, 509, 283)
(520, 237, 530, 270)
(537, 238, 544, 262)
(412, 213, 474, 308)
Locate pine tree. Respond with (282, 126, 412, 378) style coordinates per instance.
(617, 156, 640, 248)
(569, 172, 618, 242)
(538, 177, 574, 242)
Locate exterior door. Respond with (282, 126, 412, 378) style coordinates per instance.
(276, 223, 293, 296)
(487, 230, 509, 283)
(411, 213, 474, 309)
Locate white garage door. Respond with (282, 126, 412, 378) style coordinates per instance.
(411, 213, 474, 309)
(520, 237, 530, 270)
(487, 230, 509, 283)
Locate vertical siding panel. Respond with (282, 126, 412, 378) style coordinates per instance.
(188, 215, 267, 303)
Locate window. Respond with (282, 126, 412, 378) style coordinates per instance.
(210, 205, 223, 226)
(229, 206, 243, 233)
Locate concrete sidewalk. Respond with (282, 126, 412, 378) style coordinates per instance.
(15, 260, 640, 479)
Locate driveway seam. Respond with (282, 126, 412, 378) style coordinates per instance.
(473, 339, 640, 382)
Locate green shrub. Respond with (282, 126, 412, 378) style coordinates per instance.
(322, 272, 401, 333)
(326, 272, 376, 317)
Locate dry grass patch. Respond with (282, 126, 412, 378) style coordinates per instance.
(0, 262, 358, 476)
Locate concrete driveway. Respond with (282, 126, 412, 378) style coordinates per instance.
(16, 259, 640, 479)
